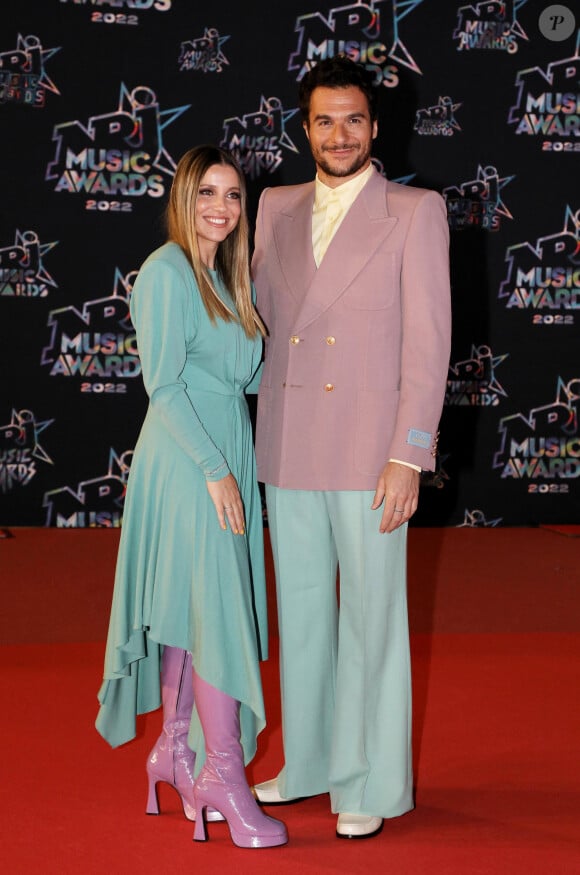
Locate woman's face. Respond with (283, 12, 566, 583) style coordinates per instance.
(195, 163, 242, 267)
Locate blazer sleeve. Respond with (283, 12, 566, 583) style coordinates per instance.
(387, 189, 451, 470)
(130, 257, 230, 481)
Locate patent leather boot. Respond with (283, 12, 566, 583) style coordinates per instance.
(191, 669, 288, 848)
(146, 646, 223, 823)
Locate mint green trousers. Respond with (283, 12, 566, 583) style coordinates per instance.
(266, 485, 414, 818)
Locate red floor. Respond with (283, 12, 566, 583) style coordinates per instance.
(1, 527, 579, 874)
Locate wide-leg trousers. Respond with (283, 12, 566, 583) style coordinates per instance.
(266, 485, 414, 818)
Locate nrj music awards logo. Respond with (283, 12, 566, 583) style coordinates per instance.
(414, 96, 462, 136)
(0, 230, 58, 297)
(446, 344, 508, 407)
(443, 164, 514, 230)
(508, 33, 580, 152)
(221, 97, 299, 180)
(493, 377, 580, 491)
(289, 0, 425, 86)
(41, 268, 140, 392)
(499, 206, 580, 324)
(179, 27, 230, 72)
(0, 409, 53, 494)
(453, 0, 528, 53)
(0, 34, 60, 107)
(45, 84, 189, 208)
(43, 448, 132, 527)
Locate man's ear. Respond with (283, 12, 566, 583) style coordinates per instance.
(303, 121, 311, 142)
(372, 119, 378, 140)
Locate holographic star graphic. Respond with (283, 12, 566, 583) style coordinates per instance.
(449, 344, 509, 397)
(4, 409, 54, 465)
(15, 33, 61, 96)
(116, 83, 190, 176)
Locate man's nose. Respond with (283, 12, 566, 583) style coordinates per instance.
(332, 123, 349, 142)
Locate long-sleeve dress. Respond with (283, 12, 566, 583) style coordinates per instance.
(96, 242, 267, 769)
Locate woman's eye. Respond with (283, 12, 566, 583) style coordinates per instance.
(227, 191, 241, 199)
(199, 188, 213, 196)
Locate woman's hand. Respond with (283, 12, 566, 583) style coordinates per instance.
(206, 473, 245, 535)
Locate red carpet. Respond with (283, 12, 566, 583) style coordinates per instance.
(1, 527, 579, 874)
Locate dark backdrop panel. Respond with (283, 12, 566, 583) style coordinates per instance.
(1, 0, 578, 527)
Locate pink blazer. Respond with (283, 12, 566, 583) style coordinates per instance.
(252, 169, 451, 491)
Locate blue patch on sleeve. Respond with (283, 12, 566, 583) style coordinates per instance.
(407, 428, 432, 449)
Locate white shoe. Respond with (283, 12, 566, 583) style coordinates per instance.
(336, 813, 383, 839)
(253, 777, 299, 804)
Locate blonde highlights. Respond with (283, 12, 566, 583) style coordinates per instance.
(166, 145, 265, 338)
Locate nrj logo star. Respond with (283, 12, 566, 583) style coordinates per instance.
(45, 84, 189, 199)
(499, 207, 580, 316)
(446, 344, 508, 407)
(179, 27, 230, 72)
(508, 32, 580, 141)
(443, 164, 514, 231)
(0, 409, 54, 493)
(457, 509, 502, 527)
(414, 96, 462, 136)
(493, 377, 580, 481)
(43, 448, 132, 528)
(0, 34, 60, 107)
(0, 230, 58, 297)
(221, 97, 299, 180)
(41, 268, 140, 383)
(453, 0, 528, 54)
(289, 0, 425, 86)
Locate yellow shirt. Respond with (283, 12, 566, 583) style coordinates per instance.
(311, 164, 421, 474)
(312, 164, 374, 266)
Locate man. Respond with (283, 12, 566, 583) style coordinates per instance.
(251, 56, 451, 839)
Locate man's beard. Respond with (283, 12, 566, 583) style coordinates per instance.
(317, 143, 371, 179)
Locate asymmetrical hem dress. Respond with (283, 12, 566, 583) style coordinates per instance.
(95, 242, 267, 770)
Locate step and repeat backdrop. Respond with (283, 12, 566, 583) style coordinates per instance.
(1, 0, 578, 528)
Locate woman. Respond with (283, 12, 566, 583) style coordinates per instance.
(96, 146, 287, 850)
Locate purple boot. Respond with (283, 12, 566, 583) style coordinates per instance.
(192, 669, 288, 848)
(146, 646, 223, 823)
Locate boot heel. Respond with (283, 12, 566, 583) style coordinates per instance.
(146, 776, 160, 815)
(193, 806, 207, 842)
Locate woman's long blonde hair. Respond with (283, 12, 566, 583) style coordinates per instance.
(166, 145, 265, 338)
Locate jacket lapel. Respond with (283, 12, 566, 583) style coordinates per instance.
(294, 171, 398, 331)
(271, 183, 317, 305)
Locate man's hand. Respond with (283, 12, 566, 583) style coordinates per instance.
(371, 461, 420, 533)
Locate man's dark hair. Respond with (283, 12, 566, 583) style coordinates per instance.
(298, 56, 379, 124)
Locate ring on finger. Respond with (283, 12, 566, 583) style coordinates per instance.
(224, 505, 233, 510)
(394, 508, 404, 513)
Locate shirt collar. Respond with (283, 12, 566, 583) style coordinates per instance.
(314, 162, 375, 210)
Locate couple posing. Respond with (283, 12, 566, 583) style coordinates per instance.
(96, 56, 451, 849)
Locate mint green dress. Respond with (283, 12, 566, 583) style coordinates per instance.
(96, 242, 266, 769)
